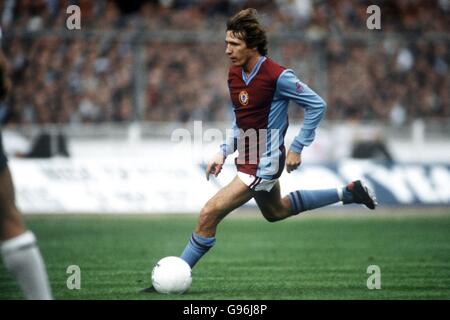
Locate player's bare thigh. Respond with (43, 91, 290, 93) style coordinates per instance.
(253, 181, 291, 222)
(0, 166, 25, 240)
(196, 176, 254, 237)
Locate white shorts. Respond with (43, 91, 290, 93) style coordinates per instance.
(237, 171, 278, 192)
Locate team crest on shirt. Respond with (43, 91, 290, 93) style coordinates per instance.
(239, 90, 249, 106)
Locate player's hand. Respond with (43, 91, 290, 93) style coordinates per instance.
(286, 150, 302, 173)
(206, 153, 225, 181)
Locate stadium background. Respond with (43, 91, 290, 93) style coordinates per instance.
(0, 0, 449, 300)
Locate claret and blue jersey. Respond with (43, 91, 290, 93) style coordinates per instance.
(221, 56, 327, 180)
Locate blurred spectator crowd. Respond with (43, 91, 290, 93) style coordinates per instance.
(0, 0, 449, 125)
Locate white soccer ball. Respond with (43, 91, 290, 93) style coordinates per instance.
(151, 256, 192, 294)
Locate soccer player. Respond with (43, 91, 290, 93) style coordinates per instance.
(179, 9, 377, 269)
(0, 29, 53, 300)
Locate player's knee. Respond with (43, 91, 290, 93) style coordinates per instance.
(0, 201, 18, 221)
(200, 202, 217, 218)
(198, 203, 220, 230)
(0, 208, 25, 240)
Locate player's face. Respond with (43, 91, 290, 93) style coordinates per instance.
(225, 31, 257, 68)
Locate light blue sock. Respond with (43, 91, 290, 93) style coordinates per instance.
(180, 232, 216, 268)
(342, 186, 354, 204)
(288, 188, 341, 215)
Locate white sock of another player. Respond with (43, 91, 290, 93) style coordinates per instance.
(1, 231, 53, 300)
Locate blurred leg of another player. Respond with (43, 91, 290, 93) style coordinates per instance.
(0, 139, 53, 300)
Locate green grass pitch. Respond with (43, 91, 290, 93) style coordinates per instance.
(1, 209, 449, 300)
